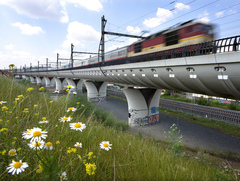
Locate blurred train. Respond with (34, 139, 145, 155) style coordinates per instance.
(62, 20, 215, 69)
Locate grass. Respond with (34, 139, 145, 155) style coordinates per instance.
(0, 76, 239, 180)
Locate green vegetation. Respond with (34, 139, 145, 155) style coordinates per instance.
(162, 90, 240, 111)
(0, 76, 239, 180)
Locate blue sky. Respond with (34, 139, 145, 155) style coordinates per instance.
(0, 0, 240, 69)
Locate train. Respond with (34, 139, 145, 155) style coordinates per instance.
(62, 20, 215, 69)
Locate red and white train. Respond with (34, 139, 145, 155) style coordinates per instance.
(65, 20, 215, 69)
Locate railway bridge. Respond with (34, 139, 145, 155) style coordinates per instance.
(13, 36, 240, 126)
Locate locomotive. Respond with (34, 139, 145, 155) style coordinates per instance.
(66, 20, 215, 69)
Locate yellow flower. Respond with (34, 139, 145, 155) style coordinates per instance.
(56, 141, 60, 145)
(85, 163, 97, 175)
(0, 128, 8, 132)
(39, 87, 44, 91)
(12, 141, 16, 145)
(22, 108, 29, 113)
(34, 104, 38, 108)
(15, 117, 18, 119)
(42, 117, 47, 120)
(67, 85, 72, 89)
(2, 106, 8, 111)
(17, 148, 21, 151)
(66, 89, 70, 92)
(36, 169, 42, 174)
(26, 87, 34, 92)
(49, 101, 53, 104)
(2, 150, 6, 155)
(0, 119, 2, 122)
(77, 102, 80, 105)
(88, 152, 93, 160)
(18, 95, 24, 99)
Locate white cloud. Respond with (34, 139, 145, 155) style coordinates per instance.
(0, 0, 61, 20)
(126, 26, 141, 35)
(12, 22, 45, 35)
(215, 10, 225, 17)
(62, 21, 101, 48)
(175, 3, 190, 11)
(65, 0, 103, 12)
(4, 44, 14, 50)
(143, 8, 173, 28)
(198, 12, 210, 24)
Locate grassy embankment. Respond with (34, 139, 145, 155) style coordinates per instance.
(0, 76, 239, 180)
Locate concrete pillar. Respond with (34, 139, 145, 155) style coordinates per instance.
(84, 81, 108, 102)
(41, 77, 45, 86)
(29, 76, 35, 83)
(54, 77, 63, 91)
(44, 77, 51, 87)
(123, 88, 162, 126)
(35, 77, 42, 85)
(50, 77, 55, 87)
(66, 78, 77, 93)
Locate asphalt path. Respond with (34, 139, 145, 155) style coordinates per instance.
(95, 96, 240, 154)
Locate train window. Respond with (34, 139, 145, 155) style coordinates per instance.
(165, 30, 178, 46)
(134, 42, 142, 53)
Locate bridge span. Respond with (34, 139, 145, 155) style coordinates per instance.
(13, 36, 240, 126)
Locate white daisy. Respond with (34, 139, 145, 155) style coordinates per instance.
(6, 160, 28, 175)
(28, 140, 45, 150)
(60, 171, 67, 181)
(67, 107, 77, 112)
(45, 142, 53, 150)
(69, 122, 86, 131)
(22, 129, 32, 140)
(74, 142, 82, 148)
(22, 127, 47, 142)
(59, 116, 72, 122)
(0, 101, 7, 105)
(73, 91, 77, 95)
(39, 120, 49, 124)
(54, 90, 59, 94)
(100, 141, 112, 151)
(8, 149, 17, 156)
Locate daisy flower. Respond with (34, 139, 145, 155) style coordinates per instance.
(67, 107, 77, 112)
(22, 127, 47, 142)
(28, 140, 45, 150)
(74, 142, 82, 148)
(0, 101, 7, 105)
(39, 120, 49, 124)
(73, 91, 77, 95)
(69, 122, 86, 131)
(59, 116, 72, 122)
(45, 142, 53, 150)
(100, 141, 112, 151)
(60, 171, 67, 181)
(54, 90, 59, 94)
(6, 160, 28, 175)
(8, 149, 17, 156)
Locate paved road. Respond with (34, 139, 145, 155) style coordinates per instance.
(95, 96, 240, 153)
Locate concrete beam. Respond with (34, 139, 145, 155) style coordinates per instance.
(84, 81, 108, 102)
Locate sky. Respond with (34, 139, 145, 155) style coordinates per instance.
(0, 0, 240, 69)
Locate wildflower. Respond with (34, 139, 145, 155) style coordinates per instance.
(67, 85, 72, 89)
(77, 155, 82, 159)
(2, 150, 6, 155)
(34, 104, 38, 108)
(0, 101, 7, 105)
(56, 141, 60, 145)
(66, 89, 70, 92)
(45, 142, 53, 150)
(18, 95, 24, 99)
(15, 117, 18, 119)
(100, 141, 112, 151)
(2, 106, 8, 111)
(74, 142, 82, 148)
(36, 169, 42, 174)
(28, 140, 45, 150)
(22, 108, 29, 113)
(88, 152, 93, 160)
(59, 116, 72, 122)
(60, 172, 67, 181)
(8, 149, 17, 157)
(85, 163, 97, 175)
(81, 104, 85, 107)
(0, 119, 2, 122)
(12, 141, 16, 145)
(42, 117, 47, 120)
(22, 127, 47, 142)
(73, 91, 77, 95)
(67, 107, 77, 112)
(54, 90, 59, 94)
(26, 87, 33, 92)
(6, 160, 28, 175)
(17, 148, 21, 151)
(39, 87, 44, 91)
(49, 101, 53, 104)
(39, 120, 49, 124)
(77, 102, 80, 105)
(69, 122, 86, 131)
(67, 147, 77, 154)
(0, 128, 8, 132)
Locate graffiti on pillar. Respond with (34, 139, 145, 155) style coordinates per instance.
(90, 96, 106, 102)
(148, 114, 159, 125)
(133, 117, 149, 126)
